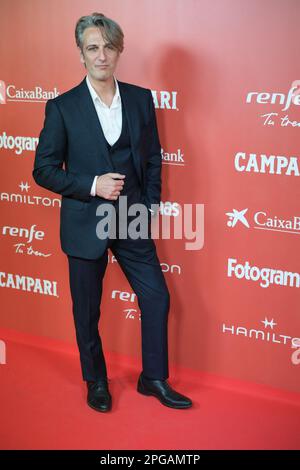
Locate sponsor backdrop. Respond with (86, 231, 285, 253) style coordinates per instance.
(0, 0, 299, 393)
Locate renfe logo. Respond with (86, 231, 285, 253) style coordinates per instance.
(246, 82, 300, 111)
(0, 80, 6, 104)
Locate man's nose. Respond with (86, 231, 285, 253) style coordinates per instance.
(97, 47, 106, 61)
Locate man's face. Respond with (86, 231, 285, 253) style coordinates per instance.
(80, 27, 120, 82)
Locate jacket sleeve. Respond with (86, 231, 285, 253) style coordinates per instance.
(142, 90, 162, 212)
(32, 99, 94, 202)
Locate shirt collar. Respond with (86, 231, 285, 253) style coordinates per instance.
(86, 74, 120, 109)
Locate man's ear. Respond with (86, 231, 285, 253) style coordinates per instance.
(79, 48, 85, 66)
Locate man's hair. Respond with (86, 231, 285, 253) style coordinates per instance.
(75, 12, 124, 52)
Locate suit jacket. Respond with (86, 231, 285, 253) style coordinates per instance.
(33, 77, 162, 259)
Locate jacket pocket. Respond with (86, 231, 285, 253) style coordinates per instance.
(61, 197, 88, 211)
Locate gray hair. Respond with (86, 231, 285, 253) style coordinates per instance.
(75, 12, 124, 52)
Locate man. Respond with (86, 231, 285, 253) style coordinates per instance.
(33, 12, 192, 412)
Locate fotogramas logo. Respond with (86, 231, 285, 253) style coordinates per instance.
(245, 80, 300, 128)
(226, 208, 300, 236)
(227, 257, 300, 289)
(0, 80, 59, 104)
(222, 317, 300, 365)
(0, 131, 39, 156)
(0, 80, 6, 104)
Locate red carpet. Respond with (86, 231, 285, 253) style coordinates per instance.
(0, 327, 299, 450)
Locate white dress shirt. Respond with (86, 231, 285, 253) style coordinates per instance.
(86, 75, 154, 214)
(86, 74, 122, 196)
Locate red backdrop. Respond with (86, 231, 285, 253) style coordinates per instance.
(0, 0, 299, 393)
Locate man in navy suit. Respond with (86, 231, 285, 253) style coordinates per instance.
(33, 12, 192, 412)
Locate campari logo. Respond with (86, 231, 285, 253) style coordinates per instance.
(151, 89, 178, 110)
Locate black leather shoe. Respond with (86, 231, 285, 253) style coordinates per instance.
(87, 378, 112, 412)
(137, 373, 192, 409)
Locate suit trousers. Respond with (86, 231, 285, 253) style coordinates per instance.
(67, 214, 170, 382)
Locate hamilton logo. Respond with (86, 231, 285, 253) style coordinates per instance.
(0, 181, 60, 208)
(261, 317, 277, 329)
(222, 316, 300, 366)
(19, 181, 30, 192)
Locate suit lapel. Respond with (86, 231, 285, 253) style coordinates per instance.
(118, 80, 143, 183)
(75, 78, 113, 170)
(74, 78, 143, 183)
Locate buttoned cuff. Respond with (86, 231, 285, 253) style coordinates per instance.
(90, 175, 98, 196)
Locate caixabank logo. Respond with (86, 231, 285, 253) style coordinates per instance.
(161, 147, 185, 166)
(0, 80, 59, 104)
(226, 207, 300, 236)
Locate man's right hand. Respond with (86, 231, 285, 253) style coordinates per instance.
(95, 173, 125, 200)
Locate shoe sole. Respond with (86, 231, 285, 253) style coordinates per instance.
(87, 401, 112, 413)
(137, 384, 192, 409)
